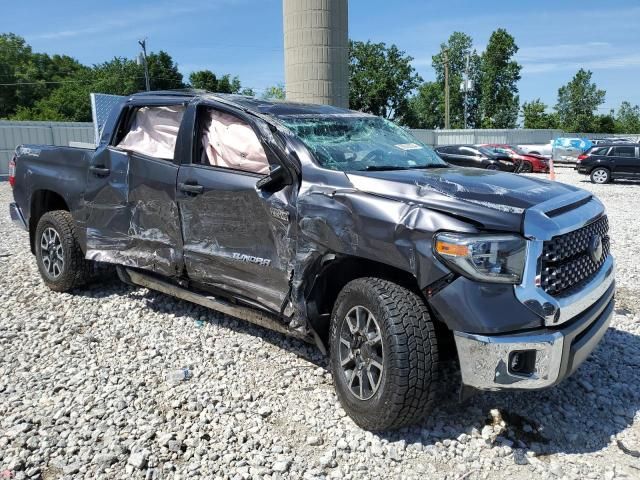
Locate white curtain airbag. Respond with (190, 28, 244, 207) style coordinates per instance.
(201, 110, 269, 174)
(118, 105, 185, 159)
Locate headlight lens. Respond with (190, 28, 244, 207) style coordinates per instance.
(434, 233, 527, 284)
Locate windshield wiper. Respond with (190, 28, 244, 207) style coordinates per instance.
(362, 164, 448, 171)
(407, 164, 449, 169)
(362, 165, 410, 171)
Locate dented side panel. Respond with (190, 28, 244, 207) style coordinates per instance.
(177, 164, 296, 313)
(289, 180, 478, 323)
(84, 148, 182, 277)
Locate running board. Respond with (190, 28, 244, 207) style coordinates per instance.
(123, 268, 310, 342)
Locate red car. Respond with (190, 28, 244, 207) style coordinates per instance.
(480, 144, 550, 173)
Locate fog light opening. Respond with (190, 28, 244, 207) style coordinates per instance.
(508, 350, 536, 376)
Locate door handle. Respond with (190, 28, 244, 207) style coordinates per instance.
(89, 165, 110, 176)
(178, 182, 204, 195)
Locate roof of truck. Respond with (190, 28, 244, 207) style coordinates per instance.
(130, 90, 354, 118)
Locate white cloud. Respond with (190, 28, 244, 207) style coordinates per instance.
(522, 53, 640, 74)
(27, 1, 240, 41)
(518, 42, 611, 62)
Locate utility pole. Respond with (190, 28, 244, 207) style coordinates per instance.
(443, 48, 450, 129)
(138, 39, 150, 91)
(462, 53, 470, 129)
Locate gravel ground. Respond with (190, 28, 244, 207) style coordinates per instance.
(0, 168, 639, 480)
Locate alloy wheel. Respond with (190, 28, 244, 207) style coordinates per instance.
(338, 306, 384, 401)
(592, 169, 608, 184)
(40, 227, 64, 279)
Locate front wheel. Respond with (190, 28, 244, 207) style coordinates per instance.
(329, 278, 441, 430)
(486, 164, 499, 170)
(590, 167, 610, 184)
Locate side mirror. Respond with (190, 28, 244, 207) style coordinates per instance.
(256, 165, 291, 192)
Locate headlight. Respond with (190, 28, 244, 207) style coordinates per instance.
(434, 233, 527, 284)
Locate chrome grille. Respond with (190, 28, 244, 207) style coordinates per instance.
(540, 216, 610, 296)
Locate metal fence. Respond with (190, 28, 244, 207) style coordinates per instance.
(408, 129, 640, 146)
(0, 120, 93, 175)
(1, 119, 639, 175)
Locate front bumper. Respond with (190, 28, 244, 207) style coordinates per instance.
(9, 202, 27, 231)
(454, 279, 614, 390)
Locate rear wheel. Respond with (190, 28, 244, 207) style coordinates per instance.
(329, 278, 441, 430)
(35, 210, 93, 292)
(486, 164, 499, 170)
(590, 167, 610, 184)
(520, 161, 533, 173)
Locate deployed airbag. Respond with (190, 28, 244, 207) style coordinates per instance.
(118, 105, 185, 159)
(201, 110, 269, 174)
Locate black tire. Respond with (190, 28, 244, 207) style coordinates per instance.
(590, 167, 610, 184)
(35, 210, 93, 292)
(521, 161, 533, 173)
(329, 278, 441, 430)
(486, 164, 499, 170)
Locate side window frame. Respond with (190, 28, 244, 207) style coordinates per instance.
(613, 145, 636, 158)
(459, 146, 478, 156)
(110, 101, 187, 165)
(190, 102, 283, 177)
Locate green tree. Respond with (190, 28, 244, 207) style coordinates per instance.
(406, 82, 443, 129)
(0, 33, 34, 117)
(13, 57, 144, 121)
(2, 36, 191, 121)
(92, 57, 145, 94)
(614, 101, 640, 133)
(555, 69, 605, 132)
(188, 70, 218, 91)
(479, 28, 521, 128)
(521, 99, 558, 129)
(595, 113, 616, 134)
(431, 32, 482, 128)
(0, 33, 87, 118)
(349, 40, 422, 122)
(145, 51, 184, 90)
(261, 83, 285, 100)
(216, 74, 241, 94)
(188, 69, 250, 94)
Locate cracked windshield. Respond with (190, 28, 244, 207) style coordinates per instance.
(280, 115, 447, 171)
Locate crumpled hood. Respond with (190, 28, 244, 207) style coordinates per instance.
(346, 167, 580, 232)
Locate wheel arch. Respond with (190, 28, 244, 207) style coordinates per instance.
(29, 190, 70, 254)
(304, 254, 453, 353)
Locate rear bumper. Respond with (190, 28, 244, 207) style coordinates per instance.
(454, 280, 614, 390)
(9, 203, 28, 231)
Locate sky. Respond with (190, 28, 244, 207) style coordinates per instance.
(3, 0, 640, 112)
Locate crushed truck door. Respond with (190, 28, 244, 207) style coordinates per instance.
(176, 102, 297, 313)
(83, 100, 187, 277)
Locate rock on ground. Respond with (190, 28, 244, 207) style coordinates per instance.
(0, 168, 639, 479)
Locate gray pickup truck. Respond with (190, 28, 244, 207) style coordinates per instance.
(9, 91, 615, 431)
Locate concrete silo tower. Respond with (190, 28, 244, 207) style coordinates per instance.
(283, 0, 349, 108)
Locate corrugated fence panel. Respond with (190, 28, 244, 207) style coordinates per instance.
(0, 121, 94, 175)
(0, 124, 52, 149)
(51, 125, 94, 146)
(0, 151, 13, 174)
(406, 128, 629, 147)
(408, 129, 435, 145)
